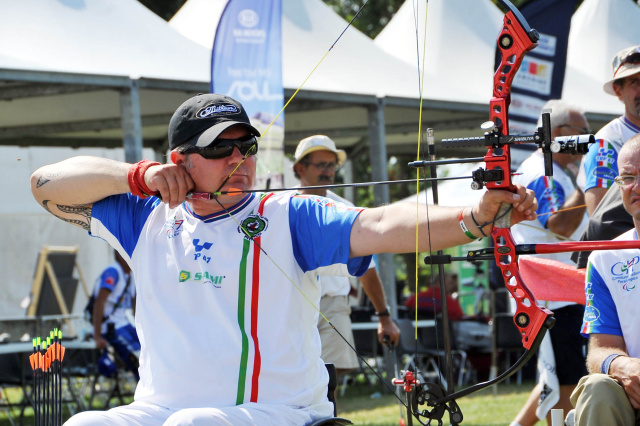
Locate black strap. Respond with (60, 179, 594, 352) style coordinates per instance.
(103, 273, 132, 323)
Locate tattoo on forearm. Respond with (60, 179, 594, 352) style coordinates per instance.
(62, 217, 91, 231)
(42, 200, 52, 214)
(58, 204, 92, 219)
(42, 200, 92, 231)
(35, 172, 59, 188)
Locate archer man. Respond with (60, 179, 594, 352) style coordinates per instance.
(31, 93, 537, 426)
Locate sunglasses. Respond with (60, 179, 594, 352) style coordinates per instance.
(185, 136, 258, 160)
(613, 48, 640, 76)
(308, 161, 338, 172)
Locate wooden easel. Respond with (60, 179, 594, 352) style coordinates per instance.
(26, 246, 88, 319)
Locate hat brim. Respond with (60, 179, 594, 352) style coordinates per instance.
(186, 121, 261, 149)
(603, 65, 640, 96)
(293, 145, 347, 166)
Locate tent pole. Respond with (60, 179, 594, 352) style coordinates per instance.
(120, 79, 143, 163)
(368, 97, 397, 387)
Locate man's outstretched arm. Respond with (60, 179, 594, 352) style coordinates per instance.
(350, 185, 538, 257)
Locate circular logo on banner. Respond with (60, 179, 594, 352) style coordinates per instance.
(238, 9, 259, 28)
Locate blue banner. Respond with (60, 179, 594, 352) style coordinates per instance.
(211, 0, 284, 188)
(508, 0, 577, 135)
(497, 0, 576, 168)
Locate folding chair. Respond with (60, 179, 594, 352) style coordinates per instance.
(395, 318, 447, 387)
(494, 312, 525, 385)
(419, 318, 471, 388)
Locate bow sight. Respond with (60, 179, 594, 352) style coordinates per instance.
(436, 110, 595, 190)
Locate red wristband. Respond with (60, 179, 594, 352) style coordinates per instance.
(127, 160, 160, 198)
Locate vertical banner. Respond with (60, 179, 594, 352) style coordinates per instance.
(497, 0, 576, 168)
(211, 0, 284, 189)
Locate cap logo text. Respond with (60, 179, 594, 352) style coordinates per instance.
(197, 104, 239, 119)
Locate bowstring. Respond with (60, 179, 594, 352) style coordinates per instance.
(412, 0, 449, 392)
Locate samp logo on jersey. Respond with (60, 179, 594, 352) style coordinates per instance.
(238, 214, 268, 240)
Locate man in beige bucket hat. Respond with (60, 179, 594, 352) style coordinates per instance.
(292, 135, 400, 382)
(579, 45, 640, 214)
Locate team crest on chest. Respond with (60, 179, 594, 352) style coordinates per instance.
(238, 214, 268, 240)
(163, 218, 184, 238)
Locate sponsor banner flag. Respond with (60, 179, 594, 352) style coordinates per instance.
(496, 0, 576, 169)
(212, 0, 284, 189)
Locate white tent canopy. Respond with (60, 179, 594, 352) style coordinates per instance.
(374, 0, 503, 105)
(0, 0, 210, 81)
(172, 0, 419, 99)
(170, 0, 493, 154)
(0, 0, 214, 317)
(376, 0, 634, 131)
(562, 0, 640, 116)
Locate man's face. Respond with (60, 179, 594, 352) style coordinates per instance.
(174, 125, 257, 207)
(296, 150, 339, 189)
(614, 73, 640, 119)
(618, 147, 640, 221)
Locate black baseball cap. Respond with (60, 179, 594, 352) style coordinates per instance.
(168, 93, 261, 151)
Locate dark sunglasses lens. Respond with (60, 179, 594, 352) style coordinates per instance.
(197, 138, 257, 160)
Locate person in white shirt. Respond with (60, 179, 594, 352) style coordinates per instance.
(571, 134, 640, 426)
(578, 45, 640, 215)
(31, 93, 537, 426)
(292, 135, 400, 378)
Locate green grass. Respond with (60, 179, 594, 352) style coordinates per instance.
(1, 379, 545, 426)
(338, 379, 546, 426)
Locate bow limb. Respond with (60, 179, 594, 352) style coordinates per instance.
(484, 0, 554, 353)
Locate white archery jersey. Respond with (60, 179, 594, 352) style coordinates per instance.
(577, 116, 640, 191)
(582, 229, 640, 358)
(90, 192, 370, 413)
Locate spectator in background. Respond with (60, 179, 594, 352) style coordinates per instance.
(292, 135, 400, 380)
(510, 100, 590, 426)
(570, 134, 640, 426)
(89, 249, 140, 380)
(578, 45, 640, 215)
(403, 273, 464, 321)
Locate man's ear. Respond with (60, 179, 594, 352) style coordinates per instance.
(170, 150, 183, 165)
(613, 81, 625, 101)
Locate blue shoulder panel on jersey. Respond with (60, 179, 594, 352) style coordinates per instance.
(584, 139, 619, 191)
(528, 176, 565, 228)
(98, 266, 119, 291)
(582, 263, 623, 338)
(92, 194, 161, 258)
(288, 195, 371, 276)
